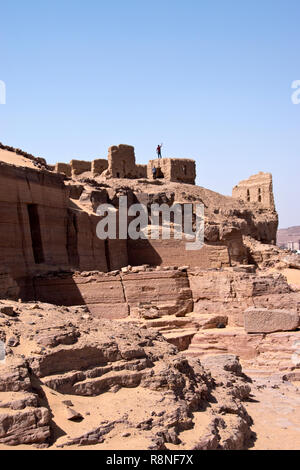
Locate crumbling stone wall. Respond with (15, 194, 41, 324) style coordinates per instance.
(92, 159, 108, 177)
(55, 162, 72, 177)
(232, 172, 275, 210)
(70, 160, 91, 176)
(147, 158, 196, 184)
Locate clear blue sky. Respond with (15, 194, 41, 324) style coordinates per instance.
(0, 0, 299, 228)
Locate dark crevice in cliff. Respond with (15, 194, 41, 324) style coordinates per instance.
(66, 210, 79, 268)
(27, 204, 45, 264)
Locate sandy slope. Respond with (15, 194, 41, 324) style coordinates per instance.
(0, 149, 36, 168)
(245, 377, 300, 450)
(282, 268, 300, 288)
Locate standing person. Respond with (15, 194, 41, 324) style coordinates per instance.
(156, 144, 162, 159)
(152, 167, 157, 179)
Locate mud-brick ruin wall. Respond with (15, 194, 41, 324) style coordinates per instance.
(108, 145, 138, 178)
(55, 162, 72, 177)
(135, 164, 147, 178)
(147, 158, 196, 184)
(70, 159, 92, 176)
(232, 172, 275, 210)
(0, 162, 69, 284)
(91, 159, 108, 176)
(55, 159, 108, 178)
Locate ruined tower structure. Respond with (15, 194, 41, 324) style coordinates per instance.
(107, 145, 138, 179)
(232, 172, 275, 210)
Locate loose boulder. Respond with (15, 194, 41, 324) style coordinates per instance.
(244, 307, 300, 334)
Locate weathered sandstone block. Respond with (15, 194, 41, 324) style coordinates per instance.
(122, 270, 193, 317)
(0, 408, 51, 445)
(189, 270, 292, 326)
(33, 273, 127, 319)
(67, 184, 84, 199)
(186, 326, 300, 375)
(32, 269, 193, 319)
(244, 307, 299, 334)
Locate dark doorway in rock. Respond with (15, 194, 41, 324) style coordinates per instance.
(156, 167, 164, 179)
(27, 204, 45, 264)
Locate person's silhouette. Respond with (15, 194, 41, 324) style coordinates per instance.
(156, 144, 162, 158)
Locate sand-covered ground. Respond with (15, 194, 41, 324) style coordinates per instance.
(281, 268, 300, 289)
(0, 149, 36, 169)
(245, 376, 300, 450)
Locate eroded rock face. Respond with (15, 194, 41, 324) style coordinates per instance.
(244, 308, 299, 334)
(189, 268, 294, 326)
(186, 326, 300, 376)
(282, 254, 300, 270)
(0, 361, 51, 446)
(0, 301, 253, 450)
(31, 269, 194, 320)
(0, 272, 20, 300)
